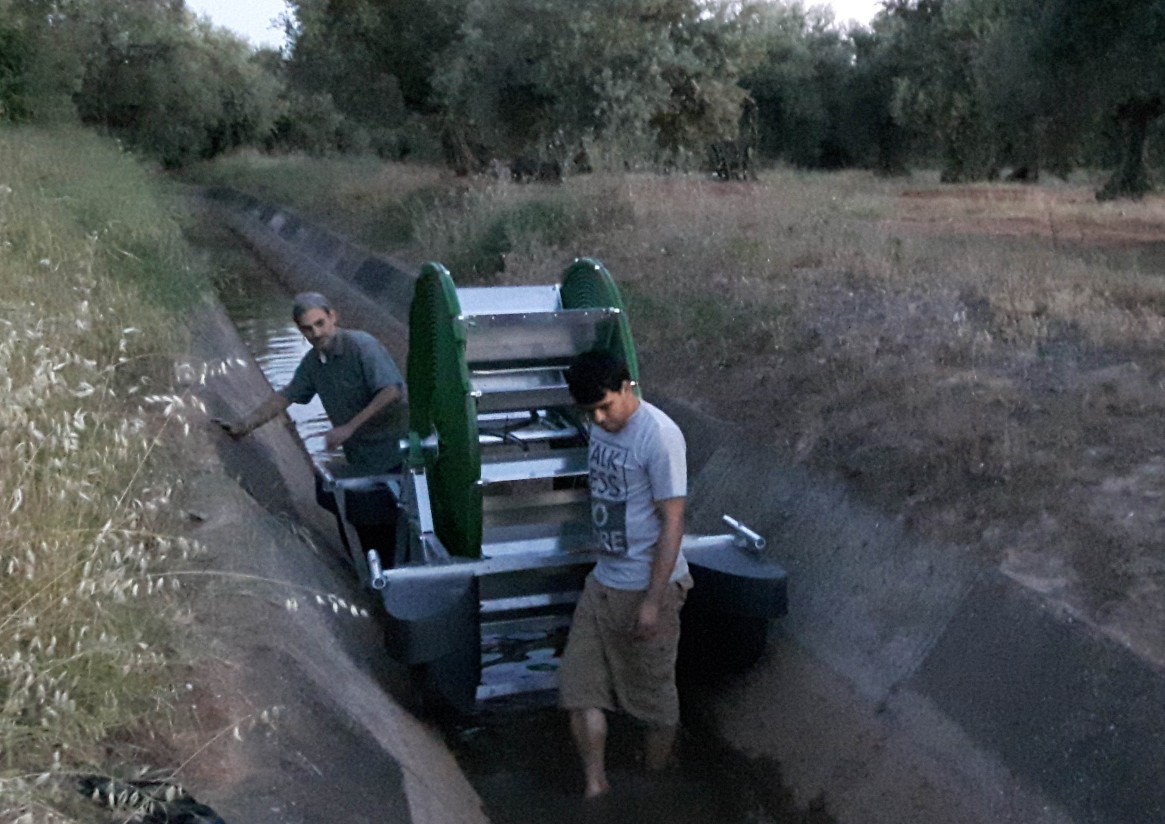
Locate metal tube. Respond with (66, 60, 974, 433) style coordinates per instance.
(722, 514, 766, 551)
(313, 458, 337, 492)
(367, 549, 387, 590)
(375, 533, 742, 583)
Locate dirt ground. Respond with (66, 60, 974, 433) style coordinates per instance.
(641, 184, 1165, 671)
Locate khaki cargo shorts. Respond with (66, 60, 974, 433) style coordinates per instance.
(558, 572, 693, 727)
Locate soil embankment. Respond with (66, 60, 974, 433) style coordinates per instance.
(187, 188, 1165, 824)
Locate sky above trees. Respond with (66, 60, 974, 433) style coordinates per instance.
(827, 0, 881, 25)
(186, 0, 289, 49)
(183, 0, 884, 51)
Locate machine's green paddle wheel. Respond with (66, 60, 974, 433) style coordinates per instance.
(407, 258, 641, 560)
(407, 262, 482, 558)
(561, 257, 640, 395)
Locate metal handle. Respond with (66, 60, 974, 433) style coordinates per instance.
(367, 549, 388, 590)
(314, 458, 337, 492)
(722, 514, 766, 552)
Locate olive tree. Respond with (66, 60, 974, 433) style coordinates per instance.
(877, 0, 1015, 181)
(0, 17, 32, 120)
(72, 2, 283, 166)
(284, 0, 465, 116)
(1028, 0, 1165, 198)
(738, 3, 861, 168)
(434, 0, 751, 167)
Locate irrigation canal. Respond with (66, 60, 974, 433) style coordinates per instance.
(193, 191, 1102, 824)
(212, 230, 826, 824)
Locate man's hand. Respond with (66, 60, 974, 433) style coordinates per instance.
(327, 386, 400, 451)
(211, 417, 247, 440)
(211, 395, 288, 442)
(635, 595, 662, 640)
(324, 422, 355, 451)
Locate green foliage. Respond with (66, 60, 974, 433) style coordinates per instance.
(431, 0, 751, 165)
(872, 0, 1165, 192)
(272, 90, 346, 156)
(877, 0, 1008, 181)
(845, 26, 910, 175)
(6, 126, 210, 311)
(739, 3, 861, 168)
(183, 151, 450, 250)
(278, 0, 470, 160)
(414, 180, 634, 278)
(286, 0, 466, 115)
(1029, 0, 1165, 197)
(0, 19, 32, 121)
(438, 197, 577, 278)
(371, 186, 444, 248)
(444, 198, 581, 276)
(3, 0, 1159, 184)
(0, 0, 285, 166)
(74, 9, 283, 167)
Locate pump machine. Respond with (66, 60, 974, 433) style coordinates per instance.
(317, 258, 787, 711)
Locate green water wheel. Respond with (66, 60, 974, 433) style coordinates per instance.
(561, 257, 640, 393)
(407, 262, 482, 559)
(407, 258, 640, 560)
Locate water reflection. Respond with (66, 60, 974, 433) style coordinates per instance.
(219, 283, 339, 463)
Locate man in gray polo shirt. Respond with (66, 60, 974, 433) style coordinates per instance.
(220, 292, 405, 471)
(218, 292, 406, 563)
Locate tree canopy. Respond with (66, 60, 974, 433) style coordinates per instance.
(1, 0, 285, 165)
(1028, 0, 1165, 198)
(431, 0, 752, 166)
(0, 0, 1161, 194)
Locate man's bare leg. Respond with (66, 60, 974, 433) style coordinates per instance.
(644, 724, 677, 771)
(570, 708, 610, 798)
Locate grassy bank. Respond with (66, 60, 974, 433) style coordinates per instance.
(184, 153, 635, 277)
(0, 126, 211, 821)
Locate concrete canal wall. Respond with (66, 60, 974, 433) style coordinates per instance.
(185, 291, 487, 823)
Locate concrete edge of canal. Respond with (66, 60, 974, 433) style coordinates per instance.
(195, 187, 1165, 824)
(183, 277, 489, 823)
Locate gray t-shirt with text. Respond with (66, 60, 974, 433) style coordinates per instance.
(588, 400, 688, 591)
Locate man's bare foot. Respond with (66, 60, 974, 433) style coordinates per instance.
(583, 778, 610, 800)
(644, 725, 677, 771)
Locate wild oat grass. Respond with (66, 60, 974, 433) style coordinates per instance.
(0, 126, 211, 821)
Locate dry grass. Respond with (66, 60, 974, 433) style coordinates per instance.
(0, 126, 214, 822)
(560, 171, 1165, 650)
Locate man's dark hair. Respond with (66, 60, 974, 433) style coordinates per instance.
(292, 292, 333, 322)
(566, 350, 630, 406)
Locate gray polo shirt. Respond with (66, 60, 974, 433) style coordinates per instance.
(280, 328, 406, 472)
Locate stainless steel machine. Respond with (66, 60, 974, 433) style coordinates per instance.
(317, 258, 787, 711)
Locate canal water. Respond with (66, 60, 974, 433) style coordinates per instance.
(204, 218, 828, 824)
